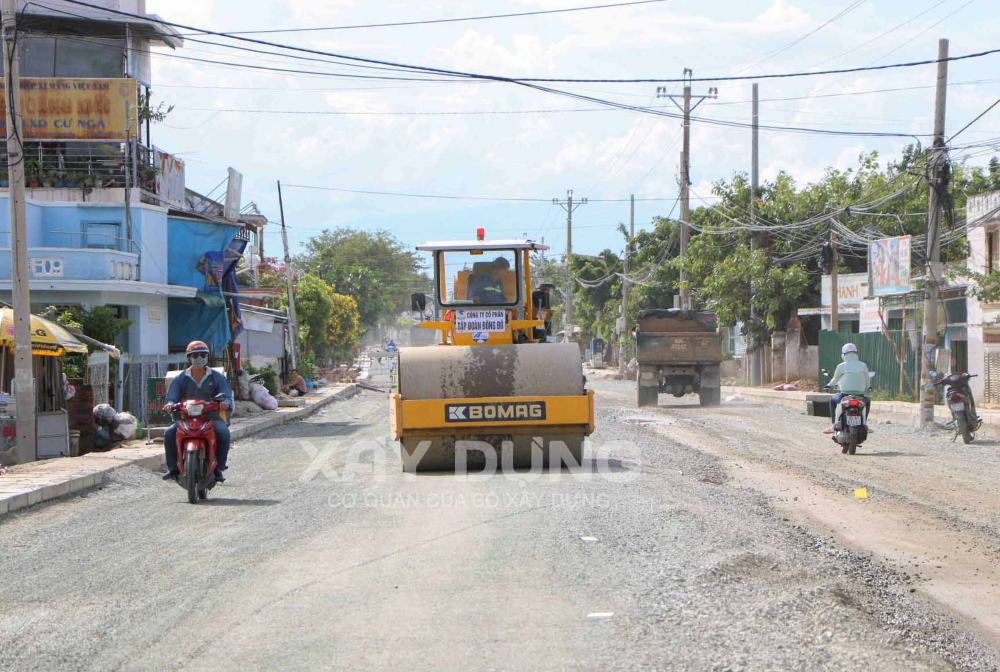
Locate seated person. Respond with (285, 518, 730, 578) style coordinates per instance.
(469, 257, 510, 303)
(282, 368, 308, 397)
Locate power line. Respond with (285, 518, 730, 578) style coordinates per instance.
(170, 100, 932, 138)
(807, 0, 977, 97)
(731, 0, 869, 75)
(280, 184, 685, 202)
(948, 96, 1000, 143)
(46, 0, 1000, 86)
(804, 0, 946, 70)
(173, 0, 670, 35)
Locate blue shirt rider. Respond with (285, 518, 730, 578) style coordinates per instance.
(162, 341, 234, 483)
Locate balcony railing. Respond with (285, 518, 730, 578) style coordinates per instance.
(49, 232, 141, 256)
(0, 142, 159, 192)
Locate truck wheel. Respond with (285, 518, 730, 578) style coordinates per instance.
(637, 384, 657, 407)
(699, 387, 721, 407)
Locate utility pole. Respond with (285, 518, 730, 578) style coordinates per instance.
(620, 194, 634, 376)
(276, 181, 300, 371)
(830, 228, 839, 333)
(554, 189, 586, 341)
(749, 83, 761, 386)
(3, 0, 35, 464)
(657, 70, 718, 310)
(920, 38, 950, 429)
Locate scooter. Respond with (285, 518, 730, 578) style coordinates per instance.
(167, 393, 227, 504)
(931, 371, 981, 444)
(822, 370, 876, 456)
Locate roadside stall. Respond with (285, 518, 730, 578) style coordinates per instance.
(0, 308, 89, 464)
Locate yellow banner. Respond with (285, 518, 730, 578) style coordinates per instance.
(0, 78, 137, 141)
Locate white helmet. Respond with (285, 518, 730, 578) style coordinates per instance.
(842, 343, 858, 355)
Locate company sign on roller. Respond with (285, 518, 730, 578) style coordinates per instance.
(454, 310, 506, 333)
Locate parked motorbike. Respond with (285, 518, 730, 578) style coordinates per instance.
(931, 371, 981, 444)
(167, 393, 227, 504)
(822, 370, 876, 456)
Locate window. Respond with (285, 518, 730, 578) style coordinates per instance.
(439, 250, 520, 308)
(16, 36, 125, 78)
(85, 223, 120, 250)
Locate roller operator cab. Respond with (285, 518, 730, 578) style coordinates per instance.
(389, 232, 595, 472)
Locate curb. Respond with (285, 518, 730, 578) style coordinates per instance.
(0, 384, 359, 519)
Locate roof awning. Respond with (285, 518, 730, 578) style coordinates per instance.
(19, 3, 184, 48)
(169, 292, 226, 309)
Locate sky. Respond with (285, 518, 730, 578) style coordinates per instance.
(144, 0, 1000, 266)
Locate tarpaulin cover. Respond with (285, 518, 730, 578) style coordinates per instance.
(168, 293, 230, 353)
(223, 237, 247, 341)
(167, 217, 239, 288)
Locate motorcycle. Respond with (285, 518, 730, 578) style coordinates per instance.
(931, 371, 981, 444)
(167, 393, 228, 504)
(822, 370, 876, 456)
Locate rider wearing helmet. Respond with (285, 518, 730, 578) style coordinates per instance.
(824, 342, 872, 434)
(162, 341, 234, 482)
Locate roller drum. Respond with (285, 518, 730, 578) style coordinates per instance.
(398, 343, 585, 400)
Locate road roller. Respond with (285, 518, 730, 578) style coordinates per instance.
(390, 230, 594, 472)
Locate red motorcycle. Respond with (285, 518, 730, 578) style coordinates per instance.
(167, 394, 227, 504)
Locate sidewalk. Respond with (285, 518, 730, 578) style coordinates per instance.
(0, 383, 358, 518)
(721, 385, 1000, 437)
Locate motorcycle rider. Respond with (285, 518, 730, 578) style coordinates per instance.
(824, 342, 871, 434)
(162, 341, 234, 482)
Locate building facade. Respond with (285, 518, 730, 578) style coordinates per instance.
(0, 2, 271, 359)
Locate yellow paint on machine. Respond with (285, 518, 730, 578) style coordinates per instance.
(390, 390, 594, 440)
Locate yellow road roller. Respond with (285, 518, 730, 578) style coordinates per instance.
(390, 230, 594, 472)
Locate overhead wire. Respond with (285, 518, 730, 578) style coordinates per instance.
(730, 0, 869, 75)
(46, 0, 1000, 86)
(172, 0, 671, 35)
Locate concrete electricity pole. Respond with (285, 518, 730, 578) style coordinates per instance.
(276, 181, 300, 371)
(830, 228, 840, 333)
(3, 0, 36, 463)
(554, 190, 586, 341)
(657, 70, 718, 311)
(749, 83, 761, 386)
(620, 194, 634, 375)
(920, 38, 950, 429)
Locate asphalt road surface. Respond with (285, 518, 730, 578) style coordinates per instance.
(1, 378, 998, 671)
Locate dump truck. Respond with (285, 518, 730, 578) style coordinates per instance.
(389, 231, 595, 472)
(633, 309, 723, 407)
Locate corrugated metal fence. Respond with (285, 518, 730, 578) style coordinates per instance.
(116, 354, 189, 425)
(818, 330, 920, 400)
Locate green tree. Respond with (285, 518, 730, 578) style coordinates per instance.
(324, 293, 361, 364)
(570, 249, 621, 341)
(295, 228, 428, 331)
(292, 274, 334, 353)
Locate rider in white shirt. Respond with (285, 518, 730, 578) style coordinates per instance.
(824, 343, 871, 434)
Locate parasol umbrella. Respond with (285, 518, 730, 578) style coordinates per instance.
(0, 308, 89, 357)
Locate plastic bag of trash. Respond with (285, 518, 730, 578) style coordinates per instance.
(93, 403, 117, 427)
(250, 383, 278, 411)
(237, 370, 252, 401)
(93, 425, 113, 449)
(113, 412, 138, 440)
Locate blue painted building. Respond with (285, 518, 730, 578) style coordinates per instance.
(0, 195, 243, 354)
(0, 3, 256, 356)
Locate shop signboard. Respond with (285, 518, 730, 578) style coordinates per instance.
(870, 235, 912, 296)
(0, 78, 137, 141)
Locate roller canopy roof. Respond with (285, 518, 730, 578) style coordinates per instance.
(416, 239, 549, 251)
